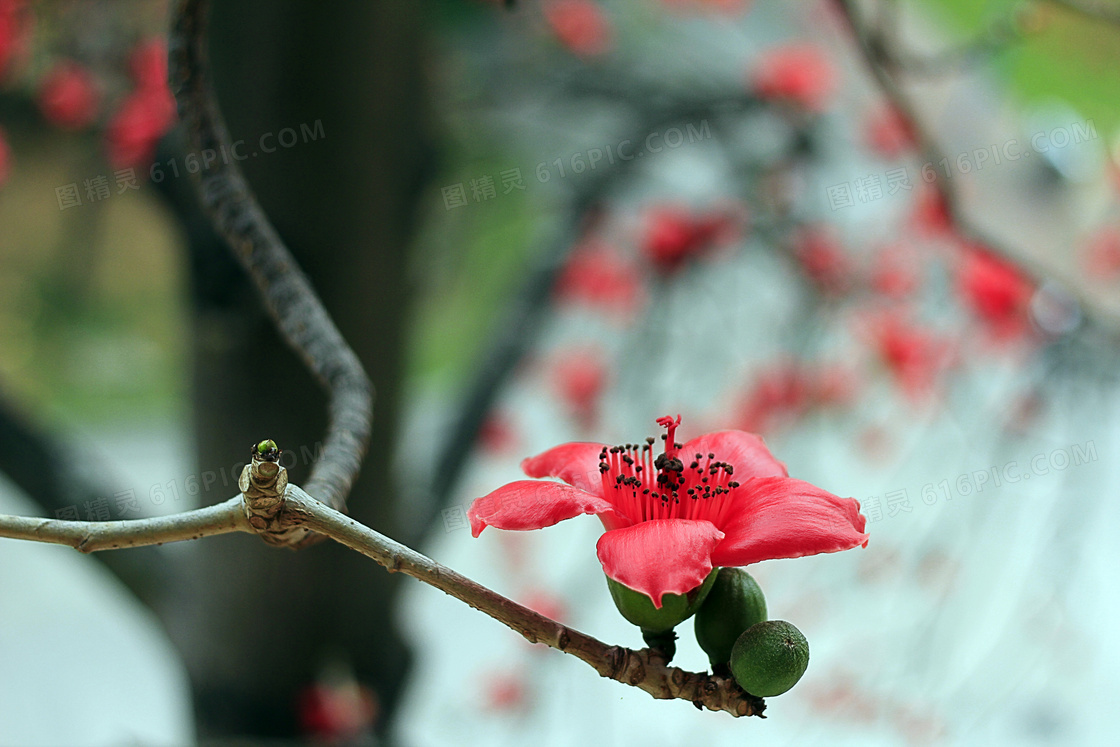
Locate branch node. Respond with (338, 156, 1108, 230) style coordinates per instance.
(238, 442, 313, 547)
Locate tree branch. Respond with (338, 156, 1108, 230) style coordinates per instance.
(834, 0, 1120, 338)
(0, 497, 250, 553)
(169, 0, 372, 517)
(281, 485, 765, 717)
(0, 469, 766, 717)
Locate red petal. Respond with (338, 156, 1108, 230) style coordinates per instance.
(596, 519, 725, 608)
(681, 430, 788, 478)
(467, 480, 617, 537)
(521, 442, 609, 494)
(711, 477, 868, 567)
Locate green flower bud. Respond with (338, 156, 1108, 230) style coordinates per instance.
(605, 569, 718, 634)
(694, 567, 768, 669)
(729, 620, 809, 697)
(257, 439, 277, 455)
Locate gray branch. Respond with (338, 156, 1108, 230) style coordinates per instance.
(0, 474, 765, 717)
(0, 497, 250, 553)
(169, 0, 372, 516)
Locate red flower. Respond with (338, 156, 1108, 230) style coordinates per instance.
(468, 415, 867, 607)
(297, 680, 377, 742)
(1083, 226, 1120, 280)
(544, 0, 611, 57)
(482, 671, 529, 711)
(478, 412, 520, 456)
(0, 0, 31, 82)
(910, 186, 954, 237)
(129, 37, 168, 91)
(555, 239, 644, 317)
(870, 243, 921, 300)
(551, 349, 608, 429)
(736, 360, 856, 433)
(793, 225, 852, 295)
(957, 248, 1033, 339)
(751, 44, 835, 112)
(642, 205, 738, 274)
(105, 84, 176, 168)
(37, 61, 99, 130)
(736, 361, 814, 434)
(865, 104, 915, 159)
(0, 3, 17, 80)
(870, 315, 952, 399)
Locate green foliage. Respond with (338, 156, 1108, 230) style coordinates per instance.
(921, 0, 1120, 133)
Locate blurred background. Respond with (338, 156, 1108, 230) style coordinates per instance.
(2, 0, 1120, 744)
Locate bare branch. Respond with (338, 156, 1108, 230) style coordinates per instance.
(168, 0, 372, 517)
(281, 486, 765, 717)
(1, 463, 763, 716)
(0, 497, 250, 553)
(834, 0, 1120, 337)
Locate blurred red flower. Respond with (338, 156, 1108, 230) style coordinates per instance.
(298, 680, 377, 744)
(642, 204, 738, 274)
(910, 186, 954, 237)
(751, 44, 835, 112)
(551, 349, 608, 429)
(793, 225, 852, 296)
(555, 239, 644, 317)
(870, 243, 922, 300)
(37, 61, 99, 130)
(957, 248, 1033, 339)
(105, 84, 176, 168)
(871, 315, 952, 399)
(0, 0, 31, 81)
(865, 104, 915, 159)
(1083, 226, 1120, 280)
(544, 0, 611, 57)
(129, 37, 168, 90)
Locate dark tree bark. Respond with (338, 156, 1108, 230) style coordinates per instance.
(158, 0, 433, 738)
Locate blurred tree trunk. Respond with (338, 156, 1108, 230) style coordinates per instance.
(161, 0, 432, 738)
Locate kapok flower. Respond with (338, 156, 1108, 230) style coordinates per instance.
(865, 104, 916, 159)
(642, 205, 739, 274)
(792, 225, 852, 296)
(750, 44, 835, 112)
(956, 247, 1033, 340)
(37, 61, 100, 131)
(544, 0, 612, 57)
(469, 415, 867, 607)
(554, 239, 644, 317)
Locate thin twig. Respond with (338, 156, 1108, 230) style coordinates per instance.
(281, 485, 765, 717)
(835, 0, 1120, 338)
(169, 0, 372, 518)
(0, 497, 250, 553)
(0, 479, 765, 717)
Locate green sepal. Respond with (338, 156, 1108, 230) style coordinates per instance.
(605, 568, 718, 634)
(694, 567, 768, 668)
